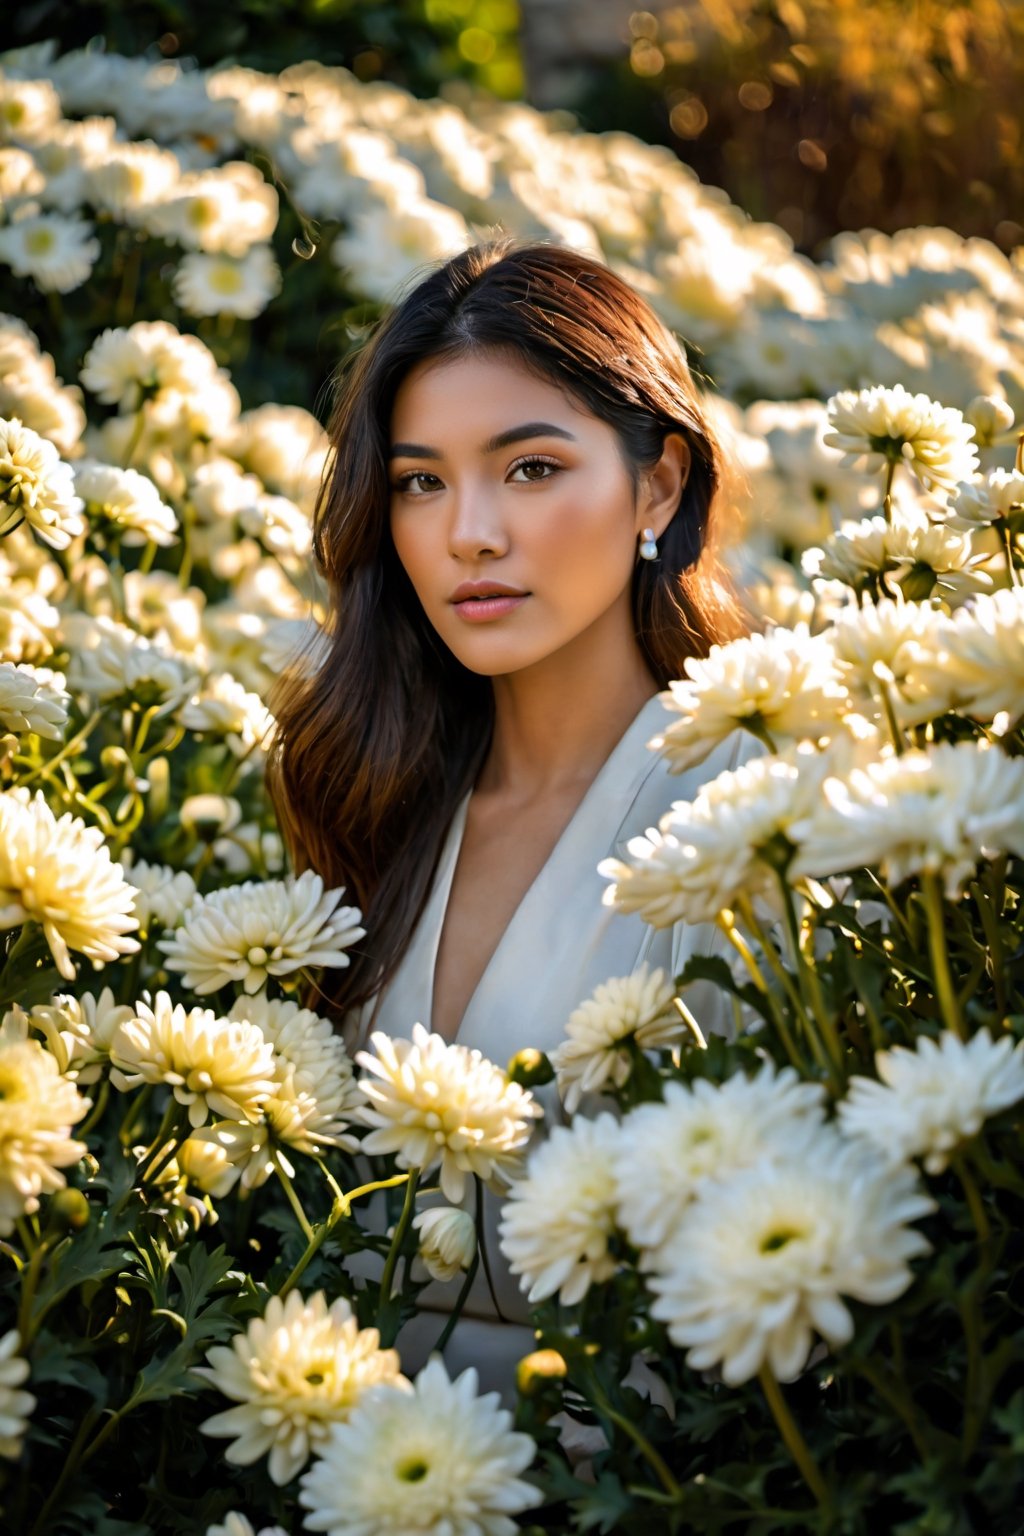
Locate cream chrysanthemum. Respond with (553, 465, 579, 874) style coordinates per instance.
(0, 1330, 36, 1460)
(109, 990, 275, 1127)
(614, 1065, 827, 1260)
(75, 462, 178, 546)
(649, 1132, 934, 1385)
(197, 1289, 405, 1486)
(0, 212, 100, 295)
(299, 1357, 540, 1536)
(178, 672, 274, 755)
(204, 1516, 287, 1536)
(120, 856, 196, 934)
(0, 1011, 88, 1235)
(550, 965, 681, 1111)
(499, 1114, 619, 1305)
(158, 871, 365, 995)
(653, 627, 848, 771)
(839, 1029, 1024, 1174)
(172, 247, 282, 320)
(0, 416, 84, 550)
(194, 995, 363, 1188)
(899, 587, 1024, 732)
(601, 747, 829, 928)
(0, 789, 140, 979)
(0, 660, 68, 739)
(824, 384, 979, 493)
(947, 468, 1024, 531)
(827, 598, 942, 718)
(807, 504, 985, 599)
(62, 613, 198, 714)
(413, 1205, 477, 1282)
(26, 987, 134, 1083)
(357, 1024, 542, 1203)
(789, 741, 1024, 896)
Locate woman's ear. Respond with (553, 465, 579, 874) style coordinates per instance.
(636, 432, 691, 540)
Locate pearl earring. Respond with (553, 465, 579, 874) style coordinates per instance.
(639, 527, 658, 561)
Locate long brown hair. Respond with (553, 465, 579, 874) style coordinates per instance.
(267, 238, 744, 1018)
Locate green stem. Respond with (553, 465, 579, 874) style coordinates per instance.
(759, 1365, 832, 1512)
(853, 1359, 931, 1462)
(953, 1157, 992, 1461)
(432, 1248, 480, 1355)
(17, 1236, 49, 1347)
(882, 458, 898, 524)
(118, 1083, 153, 1146)
(738, 897, 825, 1073)
(585, 1371, 681, 1500)
(77, 1080, 110, 1139)
(778, 879, 844, 1086)
(921, 872, 964, 1039)
(140, 1129, 191, 1188)
(997, 520, 1021, 588)
(274, 1155, 315, 1243)
(379, 1169, 419, 1304)
(27, 1403, 102, 1536)
(875, 676, 906, 756)
(972, 873, 1008, 1023)
(18, 708, 103, 787)
(135, 1095, 180, 1178)
(278, 1172, 410, 1299)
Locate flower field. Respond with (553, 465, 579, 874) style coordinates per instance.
(1, 37, 1024, 1536)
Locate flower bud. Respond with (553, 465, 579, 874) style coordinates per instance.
(181, 793, 242, 839)
(506, 1047, 555, 1089)
(50, 1187, 90, 1231)
(516, 1348, 567, 1398)
(412, 1205, 476, 1282)
(964, 394, 1015, 448)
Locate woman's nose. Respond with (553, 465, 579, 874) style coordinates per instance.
(446, 483, 509, 560)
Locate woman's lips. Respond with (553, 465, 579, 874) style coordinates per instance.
(451, 593, 529, 622)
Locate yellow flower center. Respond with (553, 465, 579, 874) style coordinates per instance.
(397, 1456, 429, 1483)
(25, 227, 55, 256)
(210, 263, 244, 295)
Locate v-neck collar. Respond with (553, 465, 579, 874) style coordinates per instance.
(424, 691, 668, 1041)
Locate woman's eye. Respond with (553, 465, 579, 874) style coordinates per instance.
(394, 471, 442, 495)
(509, 457, 559, 483)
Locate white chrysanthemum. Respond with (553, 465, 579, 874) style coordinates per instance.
(899, 587, 1024, 731)
(0, 212, 100, 294)
(299, 1357, 540, 1536)
(74, 462, 178, 546)
(499, 1114, 619, 1305)
(197, 1289, 405, 1486)
(85, 141, 180, 224)
(120, 857, 197, 933)
(172, 247, 282, 320)
(0, 416, 83, 550)
(205, 1516, 286, 1536)
(790, 741, 1024, 896)
(196, 995, 363, 1187)
(61, 613, 198, 713)
(178, 672, 274, 754)
(27, 987, 134, 1084)
(614, 1065, 828, 1259)
(648, 1132, 934, 1385)
(158, 870, 365, 995)
(824, 384, 979, 494)
(148, 162, 278, 254)
(413, 1205, 477, 1282)
(601, 747, 829, 927)
(0, 1330, 35, 1460)
(550, 965, 681, 1112)
(238, 490, 311, 560)
(79, 321, 223, 413)
(839, 1029, 1024, 1175)
(0, 146, 45, 203)
(331, 198, 470, 303)
(0, 558, 60, 663)
(827, 598, 943, 715)
(947, 469, 1024, 531)
(0, 660, 68, 739)
(0, 789, 140, 979)
(109, 991, 275, 1128)
(176, 1135, 241, 1200)
(653, 627, 848, 770)
(0, 78, 62, 145)
(223, 403, 329, 510)
(0, 1011, 88, 1235)
(806, 505, 983, 598)
(357, 1024, 542, 1203)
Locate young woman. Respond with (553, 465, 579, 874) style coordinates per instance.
(268, 237, 748, 1393)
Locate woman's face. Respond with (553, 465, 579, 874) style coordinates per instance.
(388, 350, 678, 679)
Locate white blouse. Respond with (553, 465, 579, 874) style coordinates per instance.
(345, 695, 745, 1397)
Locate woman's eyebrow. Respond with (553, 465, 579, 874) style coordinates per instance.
(388, 421, 577, 460)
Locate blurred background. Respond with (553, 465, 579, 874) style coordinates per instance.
(11, 0, 1023, 256)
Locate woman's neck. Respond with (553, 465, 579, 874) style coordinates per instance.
(477, 615, 659, 803)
